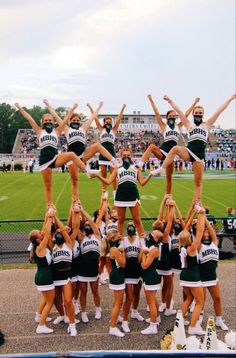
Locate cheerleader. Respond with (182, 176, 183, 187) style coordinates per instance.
(87, 103, 126, 198)
(90, 148, 153, 237)
(29, 214, 54, 334)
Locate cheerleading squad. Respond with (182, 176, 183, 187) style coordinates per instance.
(19, 94, 235, 337)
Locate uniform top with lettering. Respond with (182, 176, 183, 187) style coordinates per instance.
(188, 123, 209, 144)
(124, 236, 141, 259)
(117, 165, 138, 187)
(52, 243, 72, 270)
(124, 235, 141, 279)
(223, 214, 236, 234)
(80, 235, 101, 258)
(170, 234, 179, 251)
(106, 220, 118, 234)
(163, 124, 180, 143)
(99, 128, 116, 145)
(198, 242, 219, 264)
(66, 127, 86, 154)
(39, 129, 58, 150)
(72, 240, 81, 259)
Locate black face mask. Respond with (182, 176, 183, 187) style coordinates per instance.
(193, 115, 203, 126)
(127, 225, 136, 237)
(167, 118, 175, 130)
(122, 156, 132, 169)
(104, 123, 112, 133)
(112, 218, 118, 223)
(84, 225, 93, 236)
(192, 225, 197, 236)
(202, 239, 211, 245)
(70, 122, 81, 130)
(173, 223, 182, 236)
(109, 239, 121, 249)
(55, 232, 64, 245)
(43, 123, 54, 133)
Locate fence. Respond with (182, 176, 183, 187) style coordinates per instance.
(0, 218, 235, 265)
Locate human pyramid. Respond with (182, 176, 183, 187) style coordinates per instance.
(15, 93, 235, 338)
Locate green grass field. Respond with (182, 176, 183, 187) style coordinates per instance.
(0, 171, 235, 221)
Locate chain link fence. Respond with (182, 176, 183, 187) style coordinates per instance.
(0, 218, 235, 264)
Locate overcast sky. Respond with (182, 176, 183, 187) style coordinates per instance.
(0, 0, 235, 128)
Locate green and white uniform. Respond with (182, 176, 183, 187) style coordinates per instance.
(124, 236, 141, 284)
(66, 127, 86, 158)
(71, 240, 80, 283)
(34, 247, 54, 292)
(39, 129, 58, 171)
(180, 248, 201, 287)
(99, 128, 116, 166)
(114, 165, 140, 207)
(52, 243, 72, 286)
(222, 214, 236, 234)
(170, 234, 181, 273)
(157, 241, 172, 276)
(187, 123, 208, 162)
(109, 241, 125, 290)
(78, 235, 101, 282)
(199, 242, 219, 287)
(160, 124, 180, 157)
(141, 237, 161, 291)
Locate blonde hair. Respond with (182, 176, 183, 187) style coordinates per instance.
(107, 230, 119, 242)
(178, 230, 191, 248)
(28, 229, 40, 243)
(152, 219, 164, 232)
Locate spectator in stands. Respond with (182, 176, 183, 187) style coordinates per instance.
(15, 102, 99, 214)
(43, 100, 117, 203)
(205, 207, 218, 231)
(87, 103, 126, 200)
(10, 159, 15, 172)
(220, 160, 224, 171)
(152, 94, 236, 203)
(216, 158, 220, 170)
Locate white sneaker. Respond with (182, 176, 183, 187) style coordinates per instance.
(53, 315, 65, 325)
(35, 313, 52, 323)
(184, 319, 190, 326)
(36, 325, 53, 334)
(164, 308, 177, 316)
(110, 158, 119, 168)
(67, 323, 77, 337)
(141, 324, 157, 335)
(159, 302, 166, 313)
(99, 276, 107, 285)
(86, 168, 101, 177)
(81, 312, 89, 323)
(109, 326, 125, 337)
(145, 317, 160, 325)
(131, 309, 144, 322)
(216, 319, 228, 331)
(64, 317, 80, 324)
(95, 307, 102, 320)
(188, 325, 205, 336)
(150, 167, 163, 176)
(121, 321, 130, 333)
(73, 300, 80, 315)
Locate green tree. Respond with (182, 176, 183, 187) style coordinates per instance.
(0, 103, 16, 153)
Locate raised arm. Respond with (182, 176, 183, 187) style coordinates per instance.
(82, 101, 104, 132)
(147, 95, 165, 131)
(14, 103, 41, 135)
(80, 206, 100, 238)
(163, 201, 175, 242)
(54, 215, 72, 248)
(189, 209, 205, 252)
(86, 103, 103, 131)
(36, 216, 52, 257)
(90, 169, 117, 185)
(175, 201, 185, 228)
(185, 97, 200, 118)
(95, 196, 108, 227)
(163, 95, 191, 130)
(206, 94, 236, 128)
(158, 194, 171, 221)
(205, 217, 218, 245)
(43, 99, 63, 126)
(137, 168, 152, 186)
(113, 104, 126, 133)
(70, 209, 81, 243)
(184, 200, 195, 227)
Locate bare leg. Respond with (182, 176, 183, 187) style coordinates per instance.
(54, 286, 64, 316)
(62, 281, 75, 324)
(192, 161, 204, 202)
(129, 204, 145, 237)
(207, 283, 222, 316)
(165, 162, 174, 194)
(110, 290, 125, 327)
(116, 207, 126, 236)
(145, 290, 157, 323)
(83, 143, 113, 162)
(90, 280, 100, 308)
(190, 287, 204, 327)
(41, 168, 53, 206)
(68, 164, 79, 201)
(132, 280, 142, 310)
(100, 165, 107, 192)
(123, 284, 133, 321)
(79, 282, 88, 312)
(39, 290, 55, 325)
(110, 166, 117, 191)
(141, 144, 163, 163)
(55, 152, 86, 171)
(162, 146, 190, 169)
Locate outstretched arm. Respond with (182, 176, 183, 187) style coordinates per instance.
(86, 103, 103, 131)
(137, 169, 152, 186)
(14, 103, 41, 135)
(175, 201, 185, 228)
(113, 104, 126, 133)
(163, 95, 191, 130)
(147, 95, 165, 131)
(54, 215, 72, 248)
(43, 99, 63, 126)
(185, 97, 200, 118)
(82, 101, 104, 132)
(90, 169, 117, 185)
(206, 94, 236, 128)
(189, 209, 205, 252)
(80, 206, 100, 238)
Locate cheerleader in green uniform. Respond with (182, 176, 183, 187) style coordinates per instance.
(152, 94, 236, 202)
(179, 206, 205, 335)
(15, 102, 98, 212)
(43, 100, 119, 203)
(198, 216, 228, 330)
(106, 230, 126, 337)
(138, 95, 199, 194)
(87, 103, 126, 198)
(90, 148, 153, 237)
(29, 213, 55, 334)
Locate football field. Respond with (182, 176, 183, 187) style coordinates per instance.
(0, 171, 235, 221)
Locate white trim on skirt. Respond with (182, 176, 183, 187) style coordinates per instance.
(125, 278, 140, 285)
(109, 283, 125, 290)
(143, 283, 161, 291)
(186, 148, 204, 163)
(180, 279, 202, 287)
(99, 160, 112, 167)
(71, 275, 78, 283)
(53, 278, 71, 286)
(36, 283, 55, 292)
(78, 275, 98, 282)
(157, 269, 172, 276)
(201, 278, 218, 287)
(114, 199, 141, 207)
